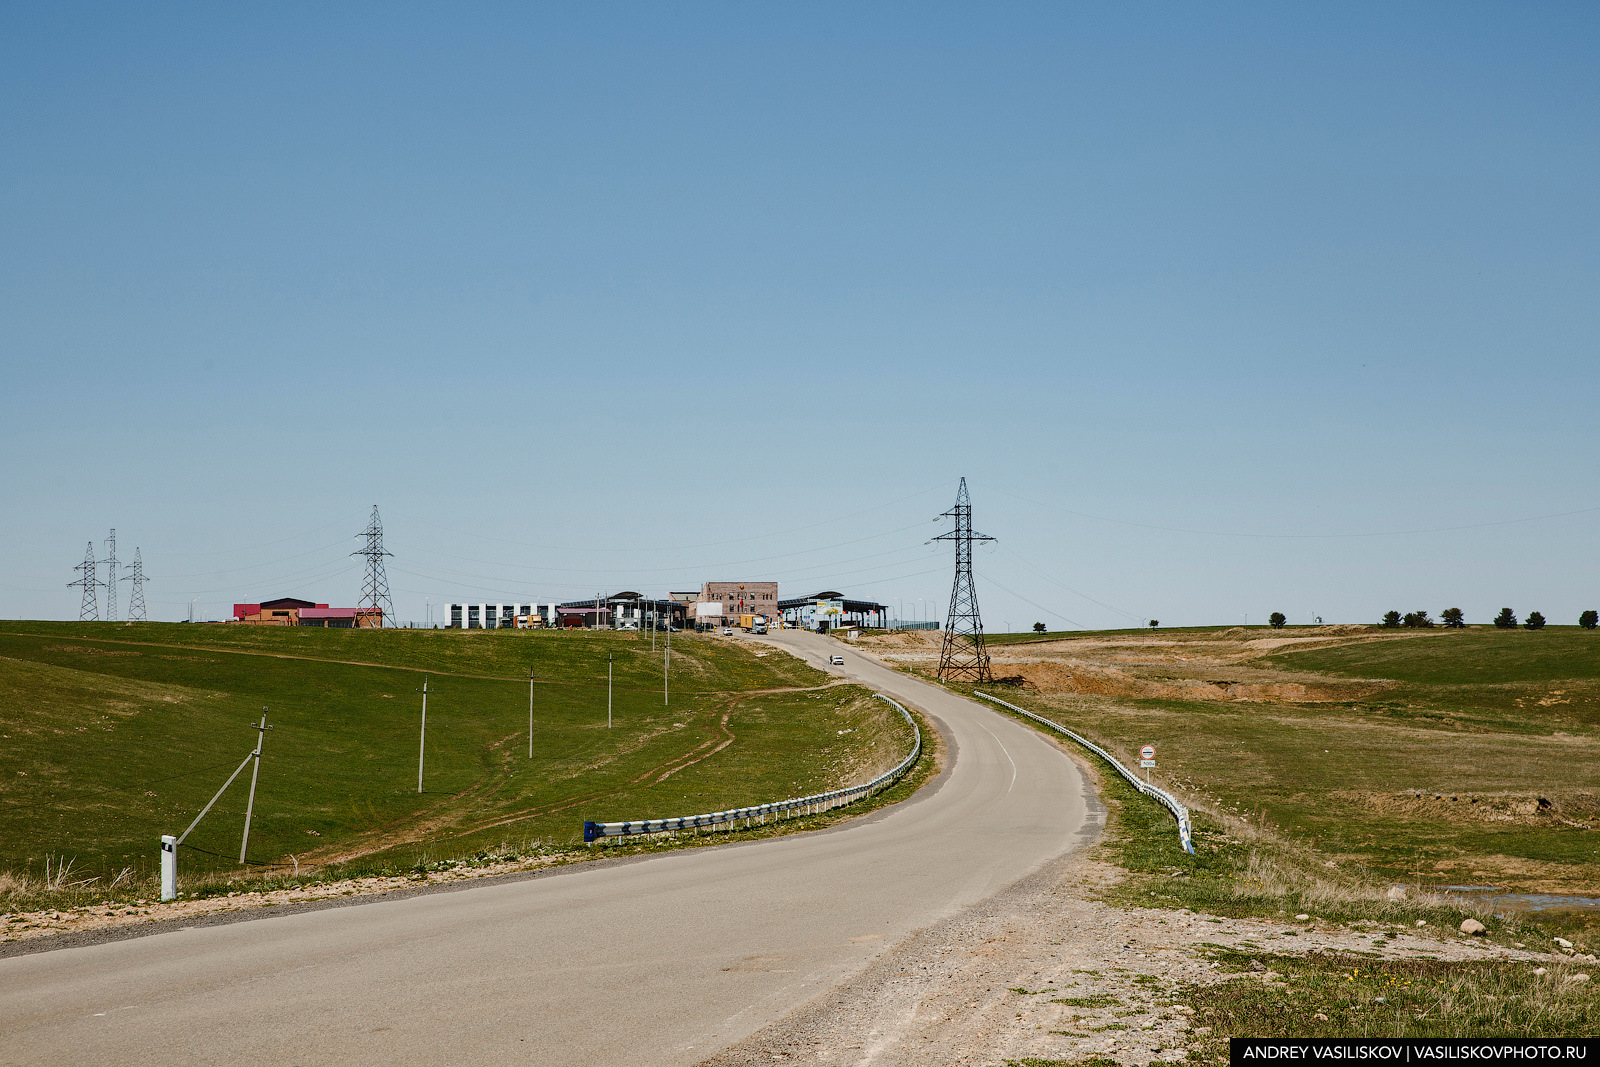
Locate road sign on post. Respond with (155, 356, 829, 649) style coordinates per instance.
(1139, 744, 1156, 781)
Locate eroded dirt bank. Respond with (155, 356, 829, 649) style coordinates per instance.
(850, 626, 1399, 704)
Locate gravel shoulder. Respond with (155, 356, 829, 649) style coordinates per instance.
(696, 848, 1559, 1067)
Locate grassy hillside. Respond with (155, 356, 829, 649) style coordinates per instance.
(902, 626, 1600, 920)
(0, 622, 905, 891)
(1266, 627, 1600, 687)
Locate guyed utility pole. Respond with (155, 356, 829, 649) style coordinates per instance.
(161, 710, 272, 900)
(418, 676, 429, 793)
(239, 709, 272, 864)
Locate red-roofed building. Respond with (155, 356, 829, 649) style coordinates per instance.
(297, 607, 382, 628)
(234, 597, 380, 628)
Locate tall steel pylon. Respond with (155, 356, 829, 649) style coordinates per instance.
(102, 529, 119, 623)
(68, 541, 101, 621)
(122, 547, 149, 622)
(353, 505, 394, 627)
(935, 477, 996, 684)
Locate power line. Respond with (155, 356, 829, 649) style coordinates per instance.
(988, 484, 1600, 540)
(387, 519, 934, 579)
(157, 559, 362, 597)
(160, 517, 356, 559)
(978, 570, 1087, 630)
(153, 536, 358, 579)
(385, 481, 952, 556)
(996, 546, 1143, 624)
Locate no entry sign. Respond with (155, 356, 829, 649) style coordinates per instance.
(1140, 745, 1155, 760)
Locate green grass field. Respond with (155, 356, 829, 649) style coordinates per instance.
(0, 622, 909, 892)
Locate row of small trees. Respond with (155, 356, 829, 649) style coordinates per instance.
(1034, 612, 1600, 633)
(1375, 608, 1600, 630)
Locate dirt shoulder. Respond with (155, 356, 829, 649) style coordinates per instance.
(695, 849, 1570, 1067)
(0, 853, 571, 955)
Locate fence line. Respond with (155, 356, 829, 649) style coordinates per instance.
(973, 691, 1193, 854)
(583, 694, 921, 843)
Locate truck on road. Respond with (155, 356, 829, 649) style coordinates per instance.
(738, 613, 768, 634)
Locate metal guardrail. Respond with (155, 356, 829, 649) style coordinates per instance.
(973, 691, 1194, 854)
(583, 694, 922, 843)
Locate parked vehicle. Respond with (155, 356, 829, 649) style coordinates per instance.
(829, 655, 845, 666)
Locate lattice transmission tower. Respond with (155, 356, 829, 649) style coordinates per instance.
(68, 541, 101, 621)
(353, 505, 395, 626)
(122, 547, 149, 622)
(102, 529, 119, 623)
(935, 477, 996, 684)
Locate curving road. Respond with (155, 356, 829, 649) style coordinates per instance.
(0, 630, 1097, 1066)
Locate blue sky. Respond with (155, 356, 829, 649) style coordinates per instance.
(3, 2, 1597, 628)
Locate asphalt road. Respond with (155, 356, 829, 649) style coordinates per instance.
(0, 630, 1096, 1066)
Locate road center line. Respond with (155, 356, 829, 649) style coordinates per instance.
(974, 721, 1018, 796)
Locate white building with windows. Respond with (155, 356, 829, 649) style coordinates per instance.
(449, 602, 552, 628)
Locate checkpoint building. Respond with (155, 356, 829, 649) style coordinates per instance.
(694, 581, 778, 627)
(779, 591, 890, 632)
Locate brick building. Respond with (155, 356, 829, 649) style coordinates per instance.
(694, 581, 778, 626)
(234, 597, 381, 628)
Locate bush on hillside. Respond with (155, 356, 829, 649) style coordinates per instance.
(1148, 619, 1159, 628)
(1581, 610, 1598, 630)
(1403, 611, 1434, 628)
(1381, 611, 1402, 628)
(1441, 608, 1465, 628)
(1494, 609, 1517, 629)
(1525, 611, 1546, 630)
(1269, 612, 1287, 628)
(1032, 622, 1046, 633)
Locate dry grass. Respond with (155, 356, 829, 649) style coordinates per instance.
(883, 625, 1600, 901)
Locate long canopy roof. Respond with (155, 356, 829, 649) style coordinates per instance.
(777, 591, 888, 613)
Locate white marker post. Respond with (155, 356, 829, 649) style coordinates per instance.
(528, 667, 535, 759)
(1140, 744, 1156, 783)
(160, 835, 177, 901)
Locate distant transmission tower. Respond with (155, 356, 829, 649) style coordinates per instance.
(68, 541, 101, 621)
(123, 547, 149, 622)
(102, 529, 119, 624)
(353, 505, 395, 626)
(935, 477, 996, 684)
